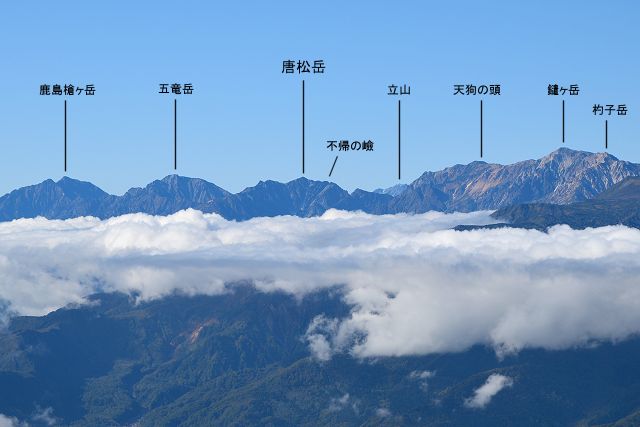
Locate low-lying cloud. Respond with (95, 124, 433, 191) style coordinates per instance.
(0, 406, 55, 427)
(2, 209, 640, 359)
(464, 374, 514, 409)
(0, 414, 24, 427)
(408, 370, 435, 391)
(327, 393, 351, 412)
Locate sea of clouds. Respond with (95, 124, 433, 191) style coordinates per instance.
(1, 208, 640, 359)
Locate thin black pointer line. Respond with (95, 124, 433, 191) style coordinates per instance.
(398, 99, 401, 179)
(174, 99, 177, 170)
(329, 155, 338, 177)
(480, 100, 483, 158)
(302, 80, 305, 174)
(562, 100, 565, 143)
(64, 100, 67, 172)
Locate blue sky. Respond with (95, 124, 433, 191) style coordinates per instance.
(0, 1, 638, 195)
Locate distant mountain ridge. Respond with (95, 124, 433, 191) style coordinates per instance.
(486, 177, 640, 230)
(388, 148, 640, 213)
(1, 148, 639, 222)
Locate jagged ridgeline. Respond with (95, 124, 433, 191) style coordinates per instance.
(1, 148, 639, 221)
(488, 176, 640, 230)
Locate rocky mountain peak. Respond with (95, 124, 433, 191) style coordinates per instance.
(1, 148, 639, 221)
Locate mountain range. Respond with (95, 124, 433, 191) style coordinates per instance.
(487, 177, 640, 230)
(4, 148, 640, 425)
(4, 286, 640, 426)
(1, 148, 640, 222)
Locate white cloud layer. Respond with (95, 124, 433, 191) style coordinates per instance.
(0, 414, 27, 427)
(408, 370, 435, 391)
(327, 393, 351, 412)
(464, 374, 513, 409)
(2, 209, 640, 359)
(375, 407, 391, 417)
(0, 407, 55, 427)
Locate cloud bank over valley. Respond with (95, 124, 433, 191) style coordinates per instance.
(1, 209, 640, 359)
